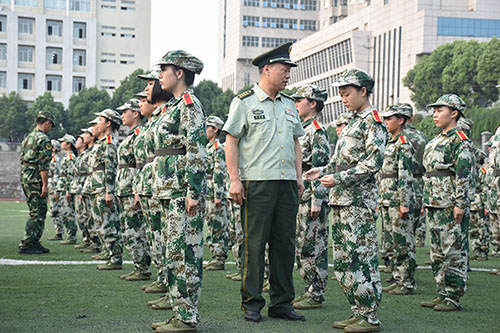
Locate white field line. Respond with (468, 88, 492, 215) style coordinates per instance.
(0, 258, 496, 272)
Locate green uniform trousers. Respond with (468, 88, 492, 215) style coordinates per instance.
(240, 180, 298, 315)
(21, 182, 47, 246)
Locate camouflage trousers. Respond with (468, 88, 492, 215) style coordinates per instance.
(91, 193, 122, 265)
(118, 195, 151, 274)
(74, 194, 91, 243)
(83, 194, 100, 249)
(427, 207, 468, 307)
(205, 199, 229, 262)
(414, 195, 426, 245)
(331, 205, 382, 325)
(295, 200, 329, 302)
(48, 193, 64, 236)
(161, 197, 204, 326)
(20, 182, 47, 247)
(469, 210, 488, 258)
(380, 206, 416, 290)
(490, 212, 500, 255)
(140, 195, 165, 284)
(57, 192, 77, 241)
(228, 200, 243, 270)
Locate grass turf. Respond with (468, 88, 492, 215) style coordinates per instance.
(1, 201, 499, 332)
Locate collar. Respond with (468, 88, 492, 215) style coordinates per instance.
(389, 132, 402, 143)
(442, 126, 458, 137)
(355, 105, 374, 119)
(302, 116, 318, 127)
(128, 124, 141, 136)
(253, 83, 283, 102)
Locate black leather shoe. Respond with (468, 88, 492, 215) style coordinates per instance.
(18, 246, 43, 254)
(269, 310, 306, 321)
(34, 242, 50, 253)
(244, 310, 262, 322)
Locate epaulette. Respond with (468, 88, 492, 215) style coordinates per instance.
(52, 157, 56, 162)
(371, 110, 382, 123)
(214, 141, 219, 150)
(281, 92, 294, 100)
(161, 105, 168, 115)
(183, 92, 194, 106)
(399, 135, 408, 145)
(237, 89, 254, 100)
(69, 154, 73, 161)
(312, 120, 322, 131)
(455, 130, 468, 141)
(106, 135, 112, 144)
(134, 128, 140, 136)
(480, 167, 487, 174)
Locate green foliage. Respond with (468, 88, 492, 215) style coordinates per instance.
(477, 38, 500, 103)
(237, 84, 254, 95)
(326, 126, 338, 145)
(28, 93, 66, 139)
(110, 68, 147, 109)
(465, 106, 500, 139)
(66, 87, 111, 136)
(211, 89, 235, 120)
(193, 80, 223, 117)
(0, 92, 30, 141)
(415, 115, 440, 139)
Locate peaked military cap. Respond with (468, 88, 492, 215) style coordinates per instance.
(206, 115, 224, 130)
(335, 112, 351, 127)
(156, 50, 203, 75)
(427, 94, 466, 114)
(292, 84, 328, 102)
(58, 134, 76, 146)
(116, 98, 141, 112)
(37, 111, 56, 127)
(95, 109, 122, 126)
(138, 66, 161, 80)
(252, 42, 297, 68)
(89, 116, 99, 125)
(381, 103, 413, 118)
(135, 88, 147, 98)
(80, 127, 93, 135)
(51, 139, 61, 151)
(331, 68, 375, 93)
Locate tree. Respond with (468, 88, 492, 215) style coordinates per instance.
(66, 87, 111, 135)
(415, 115, 440, 139)
(211, 89, 235, 120)
(193, 80, 223, 117)
(477, 37, 500, 104)
(111, 68, 147, 109)
(0, 92, 30, 142)
(28, 92, 66, 139)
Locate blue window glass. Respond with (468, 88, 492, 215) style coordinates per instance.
(437, 17, 500, 38)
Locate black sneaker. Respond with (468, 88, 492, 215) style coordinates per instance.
(34, 241, 50, 253)
(18, 246, 44, 254)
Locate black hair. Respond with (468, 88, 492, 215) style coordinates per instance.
(208, 125, 220, 138)
(307, 98, 324, 113)
(36, 117, 51, 125)
(172, 65, 195, 87)
(110, 121, 120, 132)
(347, 84, 372, 99)
(68, 143, 78, 157)
(394, 114, 409, 126)
(150, 79, 173, 104)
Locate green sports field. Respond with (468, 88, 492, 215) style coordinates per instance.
(0, 201, 498, 332)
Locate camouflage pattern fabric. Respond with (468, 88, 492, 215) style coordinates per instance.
(20, 128, 52, 246)
(91, 193, 122, 265)
(81, 144, 100, 249)
(205, 138, 229, 263)
(156, 50, 204, 74)
(48, 155, 64, 236)
(470, 167, 488, 258)
(140, 196, 165, 284)
(117, 125, 142, 197)
(228, 200, 243, 271)
(488, 126, 500, 255)
(70, 150, 91, 242)
(55, 152, 77, 241)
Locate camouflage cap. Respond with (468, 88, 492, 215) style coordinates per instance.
(89, 116, 99, 125)
(381, 103, 413, 119)
(80, 127, 93, 135)
(206, 115, 224, 130)
(95, 109, 122, 126)
(58, 134, 76, 146)
(427, 94, 466, 114)
(137, 66, 161, 80)
(37, 111, 56, 126)
(155, 50, 203, 75)
(51, 139, 60, 151)
(252, 42, 297, 68)
(331, 68, 375, 93)
(116, 98, 141, 112)
(291, 84, 328, 102)
(335, 112, 351, 127)
(457, 117, 474, 132)
(135, 88, 147, 98)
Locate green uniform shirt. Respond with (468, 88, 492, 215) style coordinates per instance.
(20, 128, 52, 184)
(82, 144, 96, 195)
(89, 134, 119, 195)
(223, 84, 305, 181)
(55, 152, 75, 194)
(206, 138, 227, 200)
(69, 150, 89, 195)
(116, 124, 141, 197)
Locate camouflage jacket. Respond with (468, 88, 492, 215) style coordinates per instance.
(300, 117, 330, 205)
(471, 166, 487, 211)
(423, 127, 474, 209)
(20, 128, 52, 184)
(152, 89, 207, 200)
(82, 144, 96, 195)
(489, 126, 500, 208)
(55, 152, 75, 194)
(404, 124, 429, 199)
(89, 134, 119, 195)
(206, 138, 227, 200)
(69, 149, 90, 195)
(486, 167, 497, 213)
(48, 155, 60, 193)
(116, 124, 142, 197)
(378, 133, 415, 208)
(322, 106, 387, 210)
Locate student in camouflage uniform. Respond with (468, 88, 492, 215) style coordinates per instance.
(204, 115, 230, 271)
(47, 140, 64, 241)
(420, 94, 474, 312)
(54, 134, 78, 245)
(488, 125, 500, 258)
(378, 104, 417, 296)
(290, 84, 330, 310)
(89, 109, 123, 270)
(151, 51, 207, 332)
(306, 68, 386, 332)
(469, 151, 488, 261)
(116, 98, 152, 281)
(19, 111, 55, 254)
(226, 175, 243, 281)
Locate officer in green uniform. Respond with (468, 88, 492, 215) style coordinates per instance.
(19, 111, 55, 254)
(224, 42, 306, 323)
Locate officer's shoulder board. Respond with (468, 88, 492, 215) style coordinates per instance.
(134, 128, 140, 136)
(237, 89, 254, 100)
(371, 110, 383, 123)
(480, 167, 487, 174)
(281, 92, 294, 101)
(399, 135, 409, 145)
(455, 130, 468, 141)
(214, 141, 219, 150)
(106, 135, 113, 144)
(183, 92, 194, 106)
(312, 120, 323, 131)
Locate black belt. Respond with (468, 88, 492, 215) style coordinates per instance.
(146, 157, 155, 163)
(22, 161, 37, 167)
(379, 172, 398, 179)
(336, 164, 357, 172)
(425, 170, 455, 178)
(136, 162, 145, 169)
(79, 172, 89, 176)
(494, 169, 500, 177)
(93, 165, 105, 171)
(119, 163, 135, 169)
(414, 173, 424, 178)
(155, 148, 186, 157)
(302, 165, 311, 172)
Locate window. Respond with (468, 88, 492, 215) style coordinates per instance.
(18, 45, 34, 62)
(44, 0, 66, 9)
(73, 49, 86, 66)
(242, 16, 260, 27)
(15, 0, 38, 6)
(70, 0, 90, 11)
(261, 37, 296, 48)
(437, 17, 500, 38)
(0, 72, 6, 88)
(72, 76, 85, 92)
(122, 0, 135, 3)
(18, 17, 34, 35)
(47, 20, 62, 37)
(243, 0, 259, 6)
(301, 0, 316, 10)
(73, 22, 86, 39)
(102, 32, 116, 37)
(101, 4, 116, 8)
(242, 35, 259, 47)
(101, 52, 116, 63)
(273, 0, 298, 9)
(0, 16, 6, 32)
(47, 47, 62, 64)
(121, 26, 135, 31)
(120, 33, 135, 38)
(100, 79, 115, 90)
(121, 5, 135, 10)
(120, 53, 134, 64)
(262, 17, 297, 29)
(18, 73, 34, 90)
(300, 19, 316, 31)
(46, 75, 62, 91)
(0, 44, 6, 60)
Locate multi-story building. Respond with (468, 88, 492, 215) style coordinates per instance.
(0, 0, 150, 106)
(289, 0, 500, 127)
(217, 0, 320, 92)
